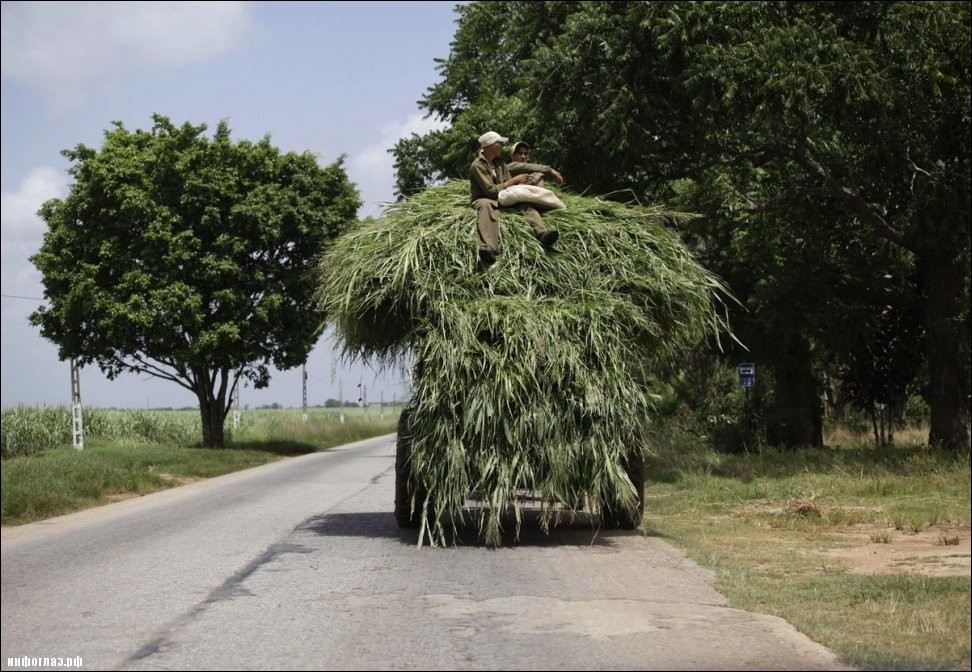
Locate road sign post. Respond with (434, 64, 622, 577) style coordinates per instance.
(737, 362, 757, 440)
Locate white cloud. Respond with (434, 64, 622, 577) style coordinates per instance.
(1, 166, 66, 240)
(346, 112, 447, 219)
(1, 166, 67, 295)
(1, 1, 254, 109)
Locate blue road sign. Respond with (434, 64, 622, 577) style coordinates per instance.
(738, 362, 755, 388)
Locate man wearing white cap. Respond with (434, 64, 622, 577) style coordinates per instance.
(470, 130, 559, 265)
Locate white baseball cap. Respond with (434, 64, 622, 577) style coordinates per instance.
(478, 131, 509, 148)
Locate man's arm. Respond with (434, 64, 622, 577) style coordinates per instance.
(508, 161, 563, 184)
(508, 161, 549, 175)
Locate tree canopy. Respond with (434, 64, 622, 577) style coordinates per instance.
(393, 1, 971, 450)
(30, 114, 360, 447)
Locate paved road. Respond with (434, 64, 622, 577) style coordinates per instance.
(1, 434, 853, 671)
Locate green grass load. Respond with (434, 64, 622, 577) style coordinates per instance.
(315, 179, 733, 546)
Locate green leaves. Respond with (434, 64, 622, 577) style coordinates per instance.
(29, 114, 361, 445)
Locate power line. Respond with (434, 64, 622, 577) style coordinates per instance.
(1, 293, 44, 301)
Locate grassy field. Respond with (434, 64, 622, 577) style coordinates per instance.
(1, 407, 968, 670)
(644, 422, 970, 671)
(1, 405, 400, 524)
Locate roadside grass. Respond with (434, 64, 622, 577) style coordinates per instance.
(1, 406, 399, 526)
(1, 442, 287, 525)
(645, 422, 971, 671)
(2, 406, 968, 670)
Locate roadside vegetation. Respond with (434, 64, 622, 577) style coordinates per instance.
(644, 416, 970, 672)
(29, 114, 361, 449)
(0, 405, 400, 525)
(2, 402, 967, 670)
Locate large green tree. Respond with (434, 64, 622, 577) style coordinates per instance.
(658, 1, 971, 450)
(394, 1, 971, 450)
(30, 115, 360, 447)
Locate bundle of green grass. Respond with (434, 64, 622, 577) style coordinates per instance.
(314, 179, 732, 547)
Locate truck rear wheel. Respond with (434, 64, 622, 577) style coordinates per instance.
(601, 446, 645, 529)
(394, 408, 425, 528)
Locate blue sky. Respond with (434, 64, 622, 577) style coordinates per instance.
(1, 1, 460, 409)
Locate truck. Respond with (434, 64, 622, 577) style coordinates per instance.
(315, 180, 731, 546)
(393, 400, 646, 534)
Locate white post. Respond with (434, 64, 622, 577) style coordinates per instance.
(70, 358, 84, 451)
(302, 362, 308, 422)
(231, 375, 241, 430)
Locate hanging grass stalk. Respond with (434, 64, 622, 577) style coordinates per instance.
(314, 179, 736, 547)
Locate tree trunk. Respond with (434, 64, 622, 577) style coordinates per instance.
(887, 405, 895, 446)
(924, 254, 971, 451)
(767, 337, 823, 448)
(195, 367, 229, 448)
(198, 397, 226, 448)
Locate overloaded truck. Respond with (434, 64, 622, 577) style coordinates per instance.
(315, 180, 731, 546)
(394, 398, 646, 533)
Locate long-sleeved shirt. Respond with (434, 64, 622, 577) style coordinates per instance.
(508, 160, 555, 178)
(470, 152, 512, 202)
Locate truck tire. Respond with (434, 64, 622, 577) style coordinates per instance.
(394, 407, 425, 528)
(600, 446, 645, 529)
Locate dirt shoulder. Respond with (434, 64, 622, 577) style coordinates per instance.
(815, 524, 971, 577)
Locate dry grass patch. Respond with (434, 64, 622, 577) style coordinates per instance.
(728, 499, 971, 577)
(817, 524, 971, 577)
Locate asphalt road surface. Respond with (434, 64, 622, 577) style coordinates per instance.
(1, 434, 854, 671)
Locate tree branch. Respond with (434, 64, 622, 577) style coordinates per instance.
(791, 151, 914, 253)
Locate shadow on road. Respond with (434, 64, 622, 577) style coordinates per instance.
(298, 507, 656, 549)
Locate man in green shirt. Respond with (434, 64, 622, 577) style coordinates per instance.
(508, 141, 564, 188)
(470, 131, 560, 265)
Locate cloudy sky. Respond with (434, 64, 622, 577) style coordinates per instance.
(1, 1, 459, 410)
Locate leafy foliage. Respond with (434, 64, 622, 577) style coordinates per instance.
(393, 1, 971, 450)
(315, 179, 735, 545)
(29, 115, 360, 446)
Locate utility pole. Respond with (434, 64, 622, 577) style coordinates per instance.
(302, 362, 308, 421)
(70, 358, 83, 451)
(231, 375, 241, 430)
(339, 378, 345, 424)
(357, 382, 369, 418)
(380, 390, 384, 420)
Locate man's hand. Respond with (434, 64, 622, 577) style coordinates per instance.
(549, 168, 564, 184)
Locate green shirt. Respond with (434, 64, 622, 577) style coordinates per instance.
(508, 160, 554, 177)
(470, 153, 512, 202)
